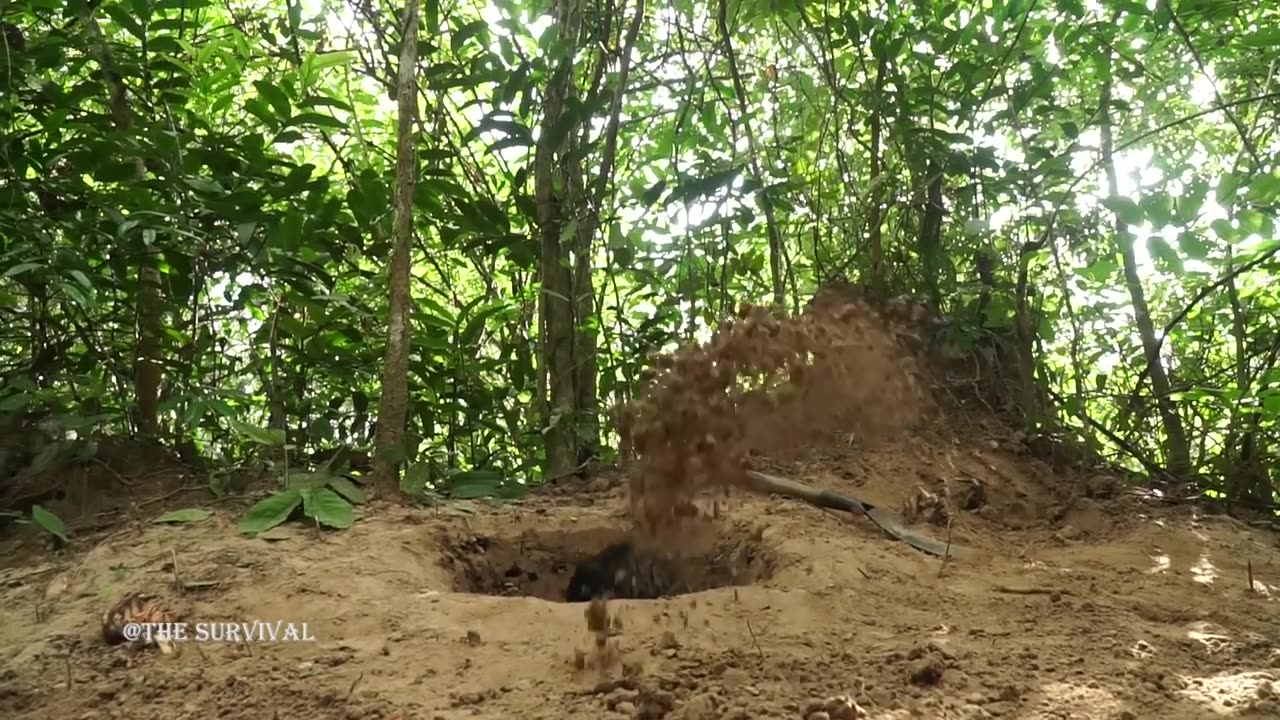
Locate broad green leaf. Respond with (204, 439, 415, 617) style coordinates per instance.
(68, 269, 92, 289)
(1262, 391, 1280, 414)
(303, 487, 354, 529)
(285, 472, 334, 490)
(310, 51, 356, 71)
(1246, 172, 1280, 203)
(229, 419, 286, 446)
(103, 6, 145, 40)
(326, 476, 367, 504)
(280, 164, 315, 195)
(253, 80, 292, 119)
(239, 490, 303, 535)
(244, 97, 277, 128)
(1237, 209, 1269, 235)
(452, 20, 488, 54)
(1176, 231, 1209, 260)
(402, 462, 432, 494)
(3, 262, 43, 278)
(1139, 193, 1174, 227)
(1079, 257, 1117, 282)
(153, 509, 213, 524)
(1100, 196, 1143, 226)
(1241, 29, 1280, 48)
(236, 222, 257, 246)
(1209, 218, 1236, 242)
(0, 392, 32, 412)
(1215, 173, 1246, 204)
(288, 112, 347, 130)
(1147, 235, 1182, 274)
(31, 505, 67, 541)
(444, 469, 505, 498)
(94, 161, 141, 182)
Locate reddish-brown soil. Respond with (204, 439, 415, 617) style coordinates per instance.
(2, 300, 1278, 719)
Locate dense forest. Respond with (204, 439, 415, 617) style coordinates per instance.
(2, 0, 1278, 535)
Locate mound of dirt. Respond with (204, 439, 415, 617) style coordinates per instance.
(623, 300, 931, 532)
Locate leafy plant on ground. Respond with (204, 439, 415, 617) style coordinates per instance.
(232, 420, 367, 535)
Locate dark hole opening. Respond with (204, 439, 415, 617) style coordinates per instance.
(438, 527, 776, 602)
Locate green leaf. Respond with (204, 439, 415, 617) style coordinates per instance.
(280, 164, 315, 194)
(452, 20, 488, 55)
(1100, 196, 1143, 226)
(1139, 192, 1174, 227)
(288, 112, 347, 130)
(253, 80, 292, 119)
(1237, 209, 1269, 236)
(1146, 235, 1182, 274)
(1262, 390, 1280, 415)
(0, 392, 32, 412)
(303, 487, 354, 529)
(1241, 29, 1280, 48)
(284, 472, 333, 489)
(1078, 257, 1117, 282)
(239, 490, 303, 535)
(444, 469, 505, 498)
(1209, 218, 1236, 242)
(236, 222, 257, 246)
(244, 97, 278, 128)
(60, 271, 89, 293)
(310, 50, 356, 71)
(326, 476, 367, 504)
(31, 505, 67, 542)
(1246, 172, 1280, 203)
(3, 262, 43, 278)
(229, 419, 286, 446)
(402, 462, 432, 494)
(1176, 231, 1209, 260)
(153, 508, 213, 524)
(1215, 173, 1246, 204)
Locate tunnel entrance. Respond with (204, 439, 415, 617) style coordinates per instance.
(437, 525, 777, 602)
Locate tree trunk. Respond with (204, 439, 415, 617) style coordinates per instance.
(80, 5, 163, 437)
(916, 159, 944, 310)
(717, 0, 784, 309)
(865, 54, 889, 303)
(371, 0, 420, 499)
(133, 265, 162, 436)
(535, 0, 587, 481)
(1100, 64, 1191, 480)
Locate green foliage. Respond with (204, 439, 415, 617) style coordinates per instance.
(30, 505, 67, 543)
(239, 468, 366, 535)
(0, 0, 1277, 515)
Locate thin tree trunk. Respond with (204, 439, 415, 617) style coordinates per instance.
(1100, 64, 1191, 480)
(572, 0, 647, 467)
(535, 0, 586, 480)
(866, 54, 888, 303)
(371, 0, 420, 499)
(717, 0, 784, 309)
(917, 160, 944, 309)
(79, 6, 162, 436)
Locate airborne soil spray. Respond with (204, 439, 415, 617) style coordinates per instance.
(621, 295, 931, 545)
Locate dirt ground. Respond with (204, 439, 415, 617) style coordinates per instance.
(2, 418, 1279, 720)
(3, 303, 1279, 719)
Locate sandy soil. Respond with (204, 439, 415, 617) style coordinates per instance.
(2, 421, 1278, 720)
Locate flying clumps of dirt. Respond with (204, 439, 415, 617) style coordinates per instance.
(622, 296, 931, 531)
